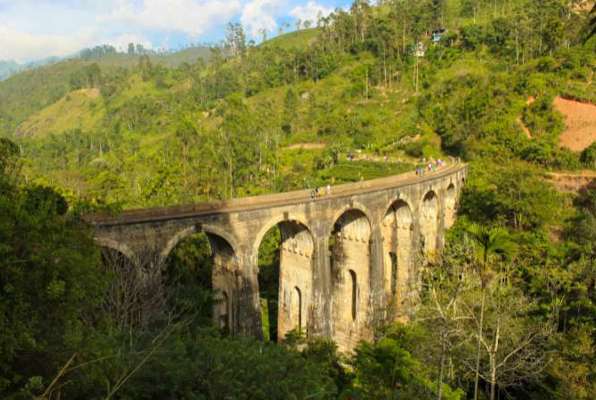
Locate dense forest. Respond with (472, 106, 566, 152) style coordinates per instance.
(0, 0, 595, 399)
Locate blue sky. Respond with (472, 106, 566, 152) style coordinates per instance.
(0, 0, 353, 63)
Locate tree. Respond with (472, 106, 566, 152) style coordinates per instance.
(0, 139, 107, 398)
(457, 270, 554, 400)
(417, 242, 473, 400)
(464, 224, 515, 400)
(282, 87, 298, 134)
(225, 22, 247, 57)
(349, 326, 463, 399)
(584, 3, 596, 42)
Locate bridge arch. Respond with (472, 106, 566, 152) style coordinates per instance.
(95, 237, 137, 265)
(326, 202, 375, 239)
(328, 208, 372, 351)
(162, 224, 239, 333)
(161, 224, 239, 263)
(381, 199, 414, 319)
(252, 214, 313, 256)
(255, 217, 315, 342)
(444, 183, 457, 229)
(420, 190, 440, 255)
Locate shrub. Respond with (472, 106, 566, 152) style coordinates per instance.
(580, 142, 596, 168)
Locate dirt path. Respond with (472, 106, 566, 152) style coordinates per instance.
(518, 96, 535, 139)
(352, 153, 404, 163)
(555, 96, 596, 152)
(518, 117, 532, 139)
(285, 143, 327, 150)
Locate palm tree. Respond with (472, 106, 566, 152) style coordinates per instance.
(465, 224, 516, 400)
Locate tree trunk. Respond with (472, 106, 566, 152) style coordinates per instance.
(490, 357, 497, 400)
(437, 335, 446, 400)
(365, 68, 369, 99)
(473, 289, 486, 400)
(415, 55, 419, 94)
(402, 19, 406, 55)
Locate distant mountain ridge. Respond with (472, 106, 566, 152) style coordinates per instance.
(0, 44, 213, 81)
(0, 56, 63, 81)
(0, 60, 20, 80)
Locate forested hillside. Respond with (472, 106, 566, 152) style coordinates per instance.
(0, 1, 595, 399)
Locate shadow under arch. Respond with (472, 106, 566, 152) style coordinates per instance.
(325, 201, 375, 239)
(95, 237, 137, 265)
(255, 217, 315, 342)
(328, 208, 372, 352)
(161, 224, 239, 264)
(162, 224, 239, 334)
(252, 214, 313, 257)
(381, 199, 415, 320)
(445, 182, 457, 229)
(99, 245, 165, 330)
(420, 190, 440, 255)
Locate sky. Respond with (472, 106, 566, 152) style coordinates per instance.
(0, 0, 353, 63)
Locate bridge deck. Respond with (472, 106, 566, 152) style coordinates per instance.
(88, 163, 467, 226)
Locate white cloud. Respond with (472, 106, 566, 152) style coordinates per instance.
(290, 1, 333, 25)
(0, 1, 345, 62)
(240, 0, 284, 37)
(0, 26, 98, 62)
(104, 0, 242, 37)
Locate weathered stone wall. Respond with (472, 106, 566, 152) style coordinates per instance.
(381, 200, 414, 321)
(89, 164, 467, 351)
(330, 210, 372, 351)
(277, 222, 314, 338)
(420, 191, 440, 256)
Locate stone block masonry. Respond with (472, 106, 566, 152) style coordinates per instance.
(88, 164, 468, 352)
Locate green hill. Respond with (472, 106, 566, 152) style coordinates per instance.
(83, 46, 213, 69)
(261, 28, 321, 50)
(0, 46, 213, 137)
(16, 88, 105, 137)
(0, 0, 593, 209)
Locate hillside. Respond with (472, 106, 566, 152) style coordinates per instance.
(0, 46, 212, 138)
(82, 46, 213, 69)
(261, 28, 321, 50)
(1, 10, 593, 207)
(16, 88, 104, 137)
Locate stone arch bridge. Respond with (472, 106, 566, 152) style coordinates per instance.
(88, 163, 467, 351)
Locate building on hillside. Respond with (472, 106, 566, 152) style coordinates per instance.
(432, 28, 447, 44)
(415, 42, 426, 57)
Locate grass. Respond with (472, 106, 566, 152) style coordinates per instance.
(17, 88, 105, 137)
(317, 160, 414, 184)
(261, 28, 321, 50)
(261, 298, 270, 342)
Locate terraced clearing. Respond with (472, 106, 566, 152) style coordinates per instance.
(16, 88, 103, 137)
(555, 96, 596, 152)
(548, 170, 596, 192)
